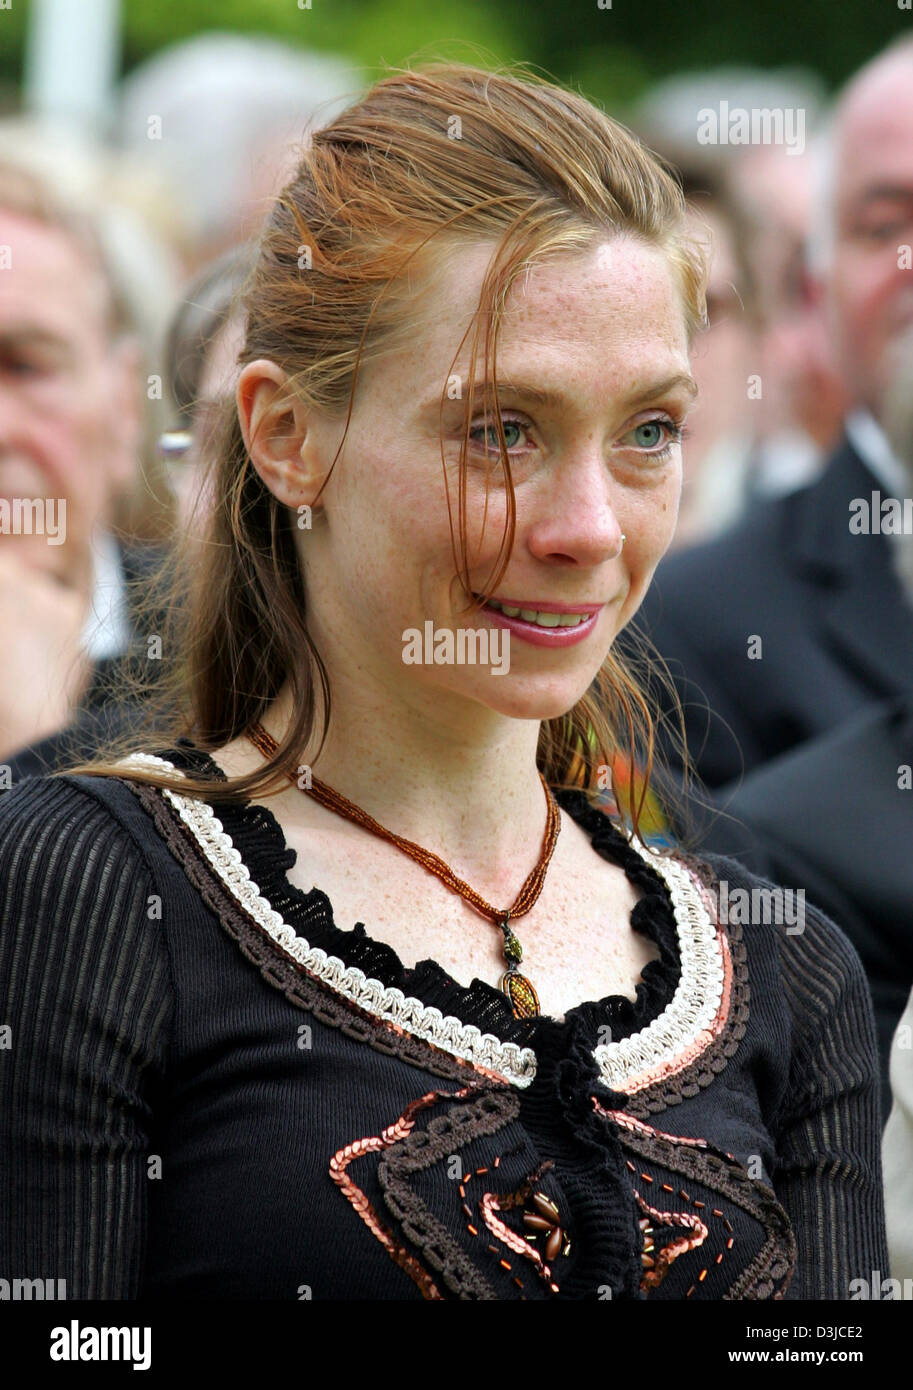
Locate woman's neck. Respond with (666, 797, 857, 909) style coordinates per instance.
(258, 674, 553, 897)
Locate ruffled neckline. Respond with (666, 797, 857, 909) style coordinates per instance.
(152, 738, 683, 1055)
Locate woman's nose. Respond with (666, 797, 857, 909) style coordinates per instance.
(525, 444, 625, 566)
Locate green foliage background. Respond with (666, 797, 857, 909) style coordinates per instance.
(0, 0, 910, 111)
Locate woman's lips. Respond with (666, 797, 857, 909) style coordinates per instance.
(474, 595, 602, 647)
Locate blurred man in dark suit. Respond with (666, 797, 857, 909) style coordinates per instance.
(680, 315, 913, 1126)
(623, 36, 913, 796)
(702, 689, 913, 1127)
(632, 41, 913, 1126)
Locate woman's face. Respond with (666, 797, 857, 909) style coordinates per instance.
(280, 236, 694, 724)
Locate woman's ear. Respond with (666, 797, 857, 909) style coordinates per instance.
(237, 359, 328, 509)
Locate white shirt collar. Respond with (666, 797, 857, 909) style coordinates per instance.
(79, 527, 131, 662)
(844, 411, 913, 607)
(844, 409, 911, 495)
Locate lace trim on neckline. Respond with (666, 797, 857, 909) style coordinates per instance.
(116, 748, 725, 1092)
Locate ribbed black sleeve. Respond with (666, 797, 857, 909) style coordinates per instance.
(0, 776, 172, 1299)
(774, 906, 888, 1298)
(699, 849, 890, 1300)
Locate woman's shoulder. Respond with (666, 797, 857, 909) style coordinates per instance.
(674, 841, 882, 1133)
(681, 840, 862, 947)
(0, 742, 212, 898)
(0, 764, 175, 1162)
(676, 840, 877, 1032)
(2, 762, 148, 840)
(0, 769, 147, 903)
(0, 767, 169, 1000)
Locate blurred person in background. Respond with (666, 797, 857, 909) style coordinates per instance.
(116, 32, 357, 270)
(4, 244, 252, 783)
(0, 148, 180, 765)
(623, 35, 913, 798)
(729, 140, 848, 497)
(667, 166, 761, 548)
(697, 321, 913, 1126)
(159, 245, 251, 531)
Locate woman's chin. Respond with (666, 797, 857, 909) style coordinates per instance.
(458, 676, 599, 723)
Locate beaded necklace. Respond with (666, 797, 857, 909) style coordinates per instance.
(245, 720, 561, 1019)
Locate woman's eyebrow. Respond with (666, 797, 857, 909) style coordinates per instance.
(444, 372, 699, 409)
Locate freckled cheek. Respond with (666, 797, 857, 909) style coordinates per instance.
(346, 510, 448, 622)
(630, 469, 680, 534)
(616, 523, 675, 596)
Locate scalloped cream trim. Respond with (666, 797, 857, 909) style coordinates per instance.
(592, 848, 724, 1090)
(118, 753, 724, 1093)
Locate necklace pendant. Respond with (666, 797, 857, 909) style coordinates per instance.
(501, 967, 540, 1020)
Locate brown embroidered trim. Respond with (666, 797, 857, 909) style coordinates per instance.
(633, 1188, 709, 1291)
(595, 1102, 796, 1299)
(462, 1154, 556, 1296)
(123, 753, 737, 1095)
(113, 772, 787, 1303)
(377, 1086, 531, 1300)
(478, 1191, 559, 1293)
(123, 778, 505, 1088)
(329, 1086, 457, 1299)
(606, 1108, 713, 1149)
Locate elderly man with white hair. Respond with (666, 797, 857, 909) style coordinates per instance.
(625, 34, 913, 794)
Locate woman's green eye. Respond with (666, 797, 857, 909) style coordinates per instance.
(471, 419, 525, 449)
(632, 421, 665, 448)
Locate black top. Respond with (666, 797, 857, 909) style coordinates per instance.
(0, 740, 890, 1299)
